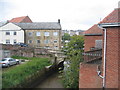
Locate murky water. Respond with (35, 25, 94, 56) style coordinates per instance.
(36, 72, 64, 88)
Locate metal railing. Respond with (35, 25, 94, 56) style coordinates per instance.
(82, 49, 102, 62)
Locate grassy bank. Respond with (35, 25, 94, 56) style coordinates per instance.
(2, 56, 51, 88)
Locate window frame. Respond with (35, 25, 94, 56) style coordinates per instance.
(44, 32, 49, 36)
(28, 32, 32, 36)
(6, 32, 10, 35)
(36, 32, 41, 36)
(13, 32, 17, 35)
(54, 46, 58, 49)
(28, 40, 32, 44)
(36, 40, 40, 44)
(6, 39, 10, 44)
(53, 32, 58, 36)
(44, 40, 49, 44)
(54, 40, 58, 43)
(13, 39, 17, 44)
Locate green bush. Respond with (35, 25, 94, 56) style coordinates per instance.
(61, 35, 84, 88)
(2, 56, 50, 88)
(61, 50, 83, 88)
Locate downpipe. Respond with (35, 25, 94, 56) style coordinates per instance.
(98, 25, 107, 89)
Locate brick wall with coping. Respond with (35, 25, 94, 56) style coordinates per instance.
(0, 44, 50, 58)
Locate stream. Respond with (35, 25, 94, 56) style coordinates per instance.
(36, 72, 64, 88)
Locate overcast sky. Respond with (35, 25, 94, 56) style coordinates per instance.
(0, 0, 120, 30)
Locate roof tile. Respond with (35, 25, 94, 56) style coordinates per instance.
(84, 24, 103, 35)
(9, 16, 32, 23)
(13, 22, 61, 30)
(99, 8, 120, 23)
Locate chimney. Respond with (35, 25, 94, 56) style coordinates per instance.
(58, 19, 60, 23)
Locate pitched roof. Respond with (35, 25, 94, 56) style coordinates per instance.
(99, 8, 120, 23)
(9, 16, 32, 23)
(13, 22, 61, 30)
(84, 24, 103, 35)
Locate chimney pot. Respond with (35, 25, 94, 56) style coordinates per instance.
(58, 19, 60, 23)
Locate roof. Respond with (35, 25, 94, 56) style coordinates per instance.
(13, 22, 61, 30)
(84, 24, 103, 35)
(9, 16, 32, 23)
(99, 8, 120, 23)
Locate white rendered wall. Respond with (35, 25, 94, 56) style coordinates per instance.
(0, 23, 24, 44)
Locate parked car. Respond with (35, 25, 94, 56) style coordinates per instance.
(15, 59, 21, 64)
(14, 43, 28, 47)
(0, 58, 18, 67)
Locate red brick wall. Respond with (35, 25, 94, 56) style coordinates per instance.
(103, 27, 120, 88)
(119, 27, 120, 90)
(84, 35, 103, 51)
(79, 63, 102, 88)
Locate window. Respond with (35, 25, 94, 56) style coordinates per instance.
(6, 39, 10, 44)
(54, 40, 57, 43)
(36, 32, 40, 36)
(14, 39, 17, 44)
(45, 46, 50, 49)
(6, 32, 10, 35)
(37, 40, 40, 43)
(28, 32, 32, 36)
(44, 32, 49, 36)
(95, 40, 102, 49)
(53, 32, 58, 36)
(28, 40, 32, 44)
(44, 40, 49, 44)
(14, 32, 17, 35)
(54, 46, 58, 49)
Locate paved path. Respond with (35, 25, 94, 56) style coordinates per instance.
(36, 72, 64, 88)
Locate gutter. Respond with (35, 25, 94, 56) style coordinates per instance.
(98, 25, 107, 88)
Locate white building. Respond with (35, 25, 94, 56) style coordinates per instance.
(0, 23, 24, 44)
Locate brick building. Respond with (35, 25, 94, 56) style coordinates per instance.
(79, 24, 103, 88)
(79, 8, 120, 89)
(98, 8, 120, 88)
(84, 24, 103, 51)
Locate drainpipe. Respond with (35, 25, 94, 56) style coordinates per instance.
(98, 25, 107, 89)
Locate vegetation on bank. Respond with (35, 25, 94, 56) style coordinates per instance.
(61, 35, 84, 88)
(2, 56, 50, 88)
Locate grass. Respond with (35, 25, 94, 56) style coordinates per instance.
(2, 56, 51, 88)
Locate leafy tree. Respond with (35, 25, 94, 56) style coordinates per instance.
(61, 35, 84, 88)
(63, 35, 84, 56)
(62, 33, 71, 41)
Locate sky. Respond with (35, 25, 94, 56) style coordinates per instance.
(0, 0, 120, 30)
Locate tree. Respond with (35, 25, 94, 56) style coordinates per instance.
(62, 35, 84, 88)
(63, 35, 84, 56)
(62, 33, 71, 41)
